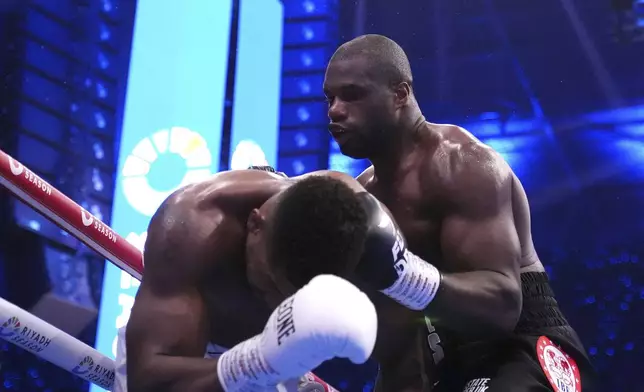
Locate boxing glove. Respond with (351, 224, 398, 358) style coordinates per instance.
(217, 275, 377, 392)
(355, 192, 442, 310)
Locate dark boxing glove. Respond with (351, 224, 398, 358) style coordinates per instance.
(356, 192, 442, 310)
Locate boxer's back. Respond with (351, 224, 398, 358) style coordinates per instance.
(171, 171, 287, 345)
(126, 170, 287, 383)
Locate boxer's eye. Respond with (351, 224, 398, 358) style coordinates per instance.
(340, 85, 365, 101)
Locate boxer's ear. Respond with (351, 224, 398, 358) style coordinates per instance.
(247, 208, 265, 234)
(393, 81, 411, 108)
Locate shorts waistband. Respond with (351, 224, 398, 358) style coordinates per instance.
(514, 272, 569, 333)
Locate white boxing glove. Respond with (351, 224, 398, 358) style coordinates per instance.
(217, 275, 377, 392)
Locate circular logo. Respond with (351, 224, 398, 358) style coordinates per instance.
(72, 355, 95, 375)
(230, 140, 269, 170)
(121, 127, 212, 216)
(537, 336, 581, 392)
(0, 316, 21, 338)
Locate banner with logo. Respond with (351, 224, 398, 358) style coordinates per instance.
(92, 1, 285, 391)
(229, 0, 283, 170)
(91, 2, 233, 390)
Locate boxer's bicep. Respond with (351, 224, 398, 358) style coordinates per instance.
(127, 274, 209, 359)
(425, 152, 523, 333)
(126, 278, 223, 391)
(125, 198, 225, 390)
(440, 146, 521, 282)
(130, 199, 215, 355)
(126, 263, 212, 389)
(440, 204, 521, 281)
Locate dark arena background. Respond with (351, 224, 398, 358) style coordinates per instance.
(1, 0, 643, 391)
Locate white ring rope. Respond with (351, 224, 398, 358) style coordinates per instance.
(0, 296, 116, 390)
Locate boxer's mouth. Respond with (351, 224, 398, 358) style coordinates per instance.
(328, 124, 347, 135)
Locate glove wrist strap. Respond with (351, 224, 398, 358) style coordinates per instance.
(217, 335, 278, 391)
(380, 250, 442, 310)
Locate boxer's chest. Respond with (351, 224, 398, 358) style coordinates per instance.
(201, 267, 272, 348)
(365, 178, 445, 268)
(364, 175, 450, 388)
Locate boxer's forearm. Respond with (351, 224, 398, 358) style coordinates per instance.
(358, 191, 521, 335)
(129, 356, 224, 392)
(427, 270, 521, 335)
(368, 244, 521, 335)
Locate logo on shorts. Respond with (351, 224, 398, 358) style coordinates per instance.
(537, 336, 581, 392)
(0, 317, 21, 337)
(463, 378, 489, 392)
(72, 355, 95, 375)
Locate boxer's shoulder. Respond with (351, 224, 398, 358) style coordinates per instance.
(429, 123, 509, 172)
(187, 170, 287, 203)
(156, 169, 287, 227)
(145, 180, 247, 279)
(422, 123, 512, 206)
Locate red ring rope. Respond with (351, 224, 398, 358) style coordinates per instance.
(0, 148, 143, 280)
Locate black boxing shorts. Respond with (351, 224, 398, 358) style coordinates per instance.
(431, 272, 597, 392)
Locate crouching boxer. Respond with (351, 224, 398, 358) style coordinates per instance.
(116, 168, 389, 392)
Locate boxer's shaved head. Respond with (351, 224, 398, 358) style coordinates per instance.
(244, 176, 368, 305)
(324, 35, 417, 159)
(330, 34, 413, 88)
(267, 176, 369, 287)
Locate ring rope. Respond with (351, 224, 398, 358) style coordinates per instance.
(0, 148, 143, 280)
(0, 296, 116, 390)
